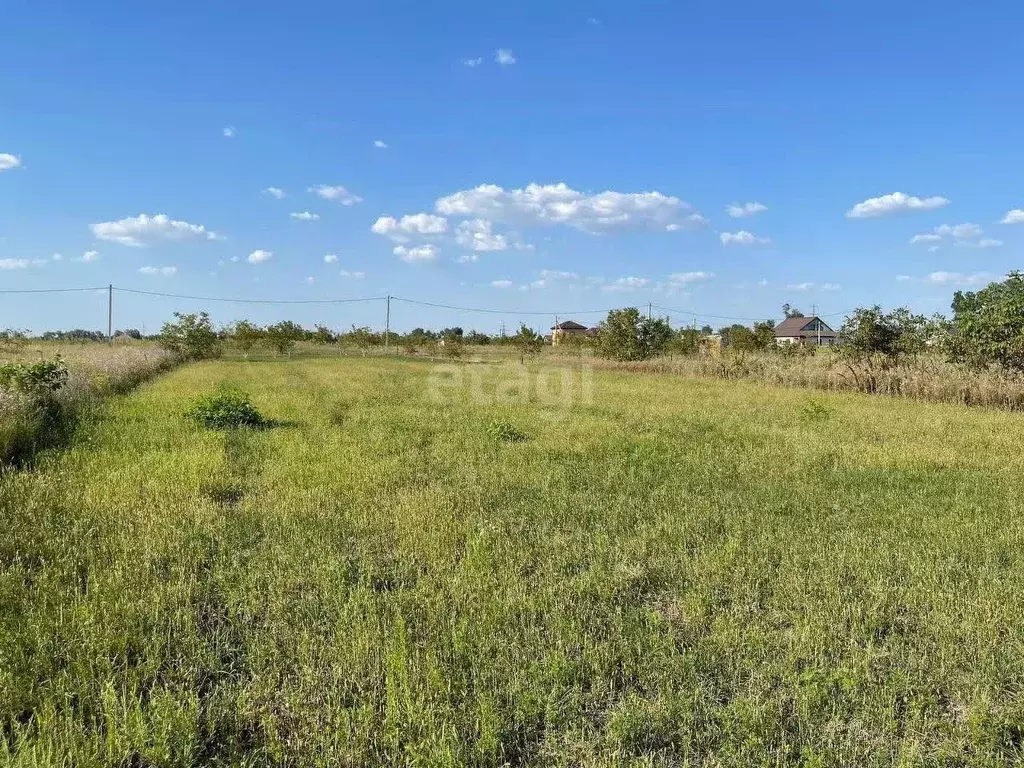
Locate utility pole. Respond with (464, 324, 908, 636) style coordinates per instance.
(648, 302, 652, 321)
(384, 295, 391, 352)
(812, 303, 820, 346)
(107, 284, 113, 344)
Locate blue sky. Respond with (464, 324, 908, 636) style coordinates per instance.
(2, 0, 1023, 333)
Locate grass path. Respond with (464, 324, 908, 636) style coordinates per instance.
(3, 357, 1024, 766)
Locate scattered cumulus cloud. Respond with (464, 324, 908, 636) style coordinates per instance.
(911, 222, 1000, 248)
(602, 276, 650, 293)
(139, 266, 177, 276)
(305, 276, 315, 284)
(373, 139, 387, 149)
(927, 271, 993, 286)
(75, 251, 100, 263)
(495, 48, 517, 66)
(455, 218, 509, 252)
(846, 192, 950, 219)
(90, 213, 220, 247)
(0, 258, 29, 270)
(435, 182, 705, 234)
(264, 187, 286, 199)
(339, 269, 365, 279)
(0, 153, 21, 172)
(308, 185, 363, 205)
(726, 202, 767, 218)
(52, 253, 62, 261)
(393, 244, 438, 263)
(323, 254, 338, 263)
(491, 279, 514, 288)
(668, 271, 714, 285)
(720, 230, 770, 246)
(1001, 209, 1024, 225)
(371, 213, 448, 241)
(223, 126, 236, 138)
(290, 211, 320, 221)
(247, 249, 272, 264)
(784, 281, 841, 292)
(537, 270, 578, 280)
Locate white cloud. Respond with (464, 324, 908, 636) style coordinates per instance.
(720, 230, 769, 246)
(896, 275, 911, 281)
(846, 192, 950, 219)
(308, 185, 363, 205)
(373, 139, 387, 149)
(223, 126, 236, 138)
(75, 251, 99, 263)
(495, 49, 517, 66)
(323, 254, 338, 263)
(726, 202, 767, 218)
(586, 16, 601, 24)
(456, 253, 479, 263)
(247, 249, 272, 264)
(305, 276, 315, 284)
(90, 213, 220, 247)
(927, 271, 992, 287)
(455, 218, 508, 252)
(668, 271, 714, 285)
(371, 213, 448, 241)
(435, 182, 705, 234)
(290, 211, 320, 221)
(491, 279, 514, 288)
(0, 153, 21, 172)
(139, 266, 177, 276)
(339, 269, 365, 279)
(911, 222, 997, 248)
(52, 253, 62, 261)
(0, 258, 29, 269)
(1001, 209, 1024, 225)
(936, 223, 982, 239)
(393, 244, 438, 263)
(537, 270, 578, 280)
(602, 276, 650, 293)
(461, 57, 484, 67)
(783, 281, 841, 292)
(264, 187, 286, 199)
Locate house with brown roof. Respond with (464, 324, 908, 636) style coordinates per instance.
(773, 316, 837, 346)
(550, 320, 595, 345)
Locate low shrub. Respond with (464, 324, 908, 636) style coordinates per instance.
(186, 388, 267, 430)
(487, 420, 528, 443)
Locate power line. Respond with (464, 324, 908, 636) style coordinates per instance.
(114, 288, 387, 305)
(0, 286, 108, 294)
(651, 303, 768, 322)
(391, 296, 614, 317)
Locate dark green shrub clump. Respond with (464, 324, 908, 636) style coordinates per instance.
(487, 421, 528, 443)
(186, 388, 267, 430)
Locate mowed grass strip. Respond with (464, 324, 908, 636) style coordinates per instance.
(2, 357, 1024, 766)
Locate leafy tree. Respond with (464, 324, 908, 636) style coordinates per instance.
(344, 325, 378, 355)
(948, 271, 1024, 371)
(439, 327, 464, 340)
(312, 324, 337, 344)
(232, 320, 265, 357)
(596, 308, 672, 361)
(264, 321, 306, 355)
(158, 312, 220, 360)
(700, 325, 714, 336)
(512, 324, 545, 363)
(782, 303, 805, 319)
(839, 306, 928, 362)
(668, 328, 701, 356)
(117, 328, 143, 340)
(466, 330, 491, 345)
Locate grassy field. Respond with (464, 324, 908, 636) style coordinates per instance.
(3, 356, 1024, 766)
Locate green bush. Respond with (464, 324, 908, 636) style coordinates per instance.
(186, 388, 267, 430)
(487, 421, 528, 443)
(0, 358, 69, 400)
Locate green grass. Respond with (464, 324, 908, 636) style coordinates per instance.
(3, 356, 1024, 766)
